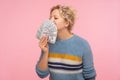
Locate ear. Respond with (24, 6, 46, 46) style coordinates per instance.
(64, 20, 69, 27)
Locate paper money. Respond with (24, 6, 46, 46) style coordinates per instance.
(36, 19, 57, 44)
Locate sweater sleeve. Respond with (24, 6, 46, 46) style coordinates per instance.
(35, 51, 49, 78)
(82, 41, 96, 79)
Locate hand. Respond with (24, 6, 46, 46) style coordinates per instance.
(39, 36, 49, 53)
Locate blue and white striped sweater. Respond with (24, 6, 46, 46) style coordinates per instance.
(36, 34, 96, 80)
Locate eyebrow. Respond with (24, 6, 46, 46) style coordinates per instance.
(50, 15, 59, 18)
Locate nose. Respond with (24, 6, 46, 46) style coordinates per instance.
(50, 17, 54, 22)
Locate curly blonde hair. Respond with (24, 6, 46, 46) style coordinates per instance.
(50, 5, 76, 31)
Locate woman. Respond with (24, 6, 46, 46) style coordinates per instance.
(36, 5, 96, 80)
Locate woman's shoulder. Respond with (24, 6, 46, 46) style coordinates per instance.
(73, 34, 90, 46)
(73, 34, 87, 42)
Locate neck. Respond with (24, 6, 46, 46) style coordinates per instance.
(57, 28, 73, 40)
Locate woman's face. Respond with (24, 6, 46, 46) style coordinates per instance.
(50, 9, 68, 31)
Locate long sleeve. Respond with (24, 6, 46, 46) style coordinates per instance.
(82, 41, 96, 80)
(35, 51, 49, 78)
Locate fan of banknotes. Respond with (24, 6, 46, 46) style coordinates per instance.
(36, 19, 57, 44)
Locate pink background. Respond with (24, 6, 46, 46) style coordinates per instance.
(0, 0, 120, 80)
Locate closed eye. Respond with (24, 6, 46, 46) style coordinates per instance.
(54, 17, 58, 19)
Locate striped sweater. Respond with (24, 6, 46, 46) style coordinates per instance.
(36, 34, 96, 80)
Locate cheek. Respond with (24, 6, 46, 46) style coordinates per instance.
(56, 20, 65, 27)
(56, 22, 64, 29)
(54, 19, 66, 30)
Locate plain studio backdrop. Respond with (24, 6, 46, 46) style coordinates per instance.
(0, 0, 120, 80)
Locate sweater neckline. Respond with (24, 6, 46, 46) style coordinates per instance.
(56, 34, 75, 42)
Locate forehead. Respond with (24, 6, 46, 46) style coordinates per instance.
(50, 9, 60, 16)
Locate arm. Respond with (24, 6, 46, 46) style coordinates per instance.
(82, 41, 96, 80)
(36, 36, 49, 78)
(38, 51, 49, 71)
(36, 51, 49, 78)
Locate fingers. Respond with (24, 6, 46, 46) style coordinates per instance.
(39, 36, 48, 48)
(40, 37, 46, 43)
